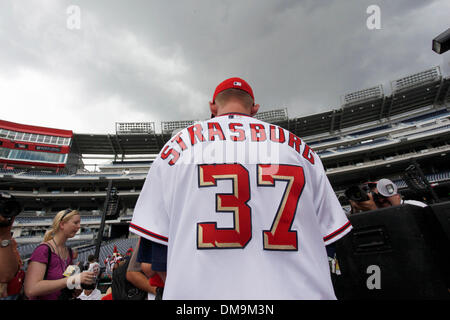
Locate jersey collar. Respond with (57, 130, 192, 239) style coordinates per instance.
(214, 112, 254, 118)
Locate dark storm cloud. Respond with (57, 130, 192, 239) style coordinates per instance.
(78, 0, 449, 118)
(0, 0, 448, 133)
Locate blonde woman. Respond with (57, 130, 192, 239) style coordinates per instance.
(24, 209, 95, 300)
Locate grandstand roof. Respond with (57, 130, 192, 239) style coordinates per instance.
(0, 119, 73, 138)
(71, 132, 170, 155)
(285, 76, 450, 139)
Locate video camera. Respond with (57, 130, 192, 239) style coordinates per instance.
(0, 192, 22, 225)
(344, 182, 389, 206)
(344, 185, 371, 202)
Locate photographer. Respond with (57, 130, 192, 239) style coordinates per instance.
(373, 179, 427, 208)
(345, 182, 379, 214)
(345, 179, 427, 214)
(0, 192, 23, 300)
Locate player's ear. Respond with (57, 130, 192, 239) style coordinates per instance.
(250, 103, 260, 116)
(209, 101, 218, 118)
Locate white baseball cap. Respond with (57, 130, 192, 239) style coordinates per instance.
(376, 179, 398, 197)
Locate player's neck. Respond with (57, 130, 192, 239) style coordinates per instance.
(216, 103, 251, 117)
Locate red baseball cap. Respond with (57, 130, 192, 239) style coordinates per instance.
(212, 77, 254, 103)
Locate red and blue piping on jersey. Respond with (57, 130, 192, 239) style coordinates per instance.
(323, 221, 352, 243)
(130, 223, 168, 243)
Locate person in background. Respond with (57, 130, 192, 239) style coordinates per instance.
(78, 285, 102, 300)
(374, 179, 428, 208)
(346, 182, 379, 214)
(78, 254, 102, 300)
(0, 192, 24, 300)
(134, 237, 166, 300)
(347, 179, 427, 214)
(24, 209, 95, 300)
(126, 238, 163, 300)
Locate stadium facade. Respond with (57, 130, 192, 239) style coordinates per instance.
(1, 66, 450, 267)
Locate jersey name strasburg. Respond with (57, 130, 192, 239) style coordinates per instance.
(159, 119, 315, 167)
(130, 113, 352, 299)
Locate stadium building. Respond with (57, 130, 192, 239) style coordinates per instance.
(1, 66, 450, 289)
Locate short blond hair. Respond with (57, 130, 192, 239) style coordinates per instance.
(214, 88, 254, 109)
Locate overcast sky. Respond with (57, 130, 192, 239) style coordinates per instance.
(1, 0, 449, 134)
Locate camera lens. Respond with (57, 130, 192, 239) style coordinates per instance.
(1, 200, 22, 218)
(345, 185, 370, 202)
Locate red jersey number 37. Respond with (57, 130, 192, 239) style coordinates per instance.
(197, 164, 305, 251)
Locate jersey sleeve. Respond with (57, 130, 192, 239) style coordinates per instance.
(129, 158, 169, 246)
(313, 157, 352, 246)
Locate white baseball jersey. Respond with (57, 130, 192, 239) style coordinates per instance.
(130, 113, 352, 300)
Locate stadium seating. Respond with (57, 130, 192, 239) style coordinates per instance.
(400, 108, 450, 124)
(349, 125, 391, 138)
(17, 239, 94, 260)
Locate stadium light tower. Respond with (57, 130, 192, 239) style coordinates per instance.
(432, 28, 450, 54)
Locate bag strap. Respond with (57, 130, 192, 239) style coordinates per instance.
(41, 243, 54, 280)
(41, 243, 73, 279)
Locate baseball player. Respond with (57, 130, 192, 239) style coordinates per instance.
(130, 77, 352, 299)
